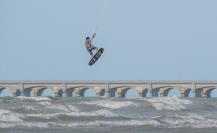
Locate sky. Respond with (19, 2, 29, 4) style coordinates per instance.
(0, 0, 217, 81)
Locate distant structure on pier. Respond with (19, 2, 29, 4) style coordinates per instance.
(0, 80, 217, 98)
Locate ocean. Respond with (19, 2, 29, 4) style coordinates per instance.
(0, 96, 217, 133)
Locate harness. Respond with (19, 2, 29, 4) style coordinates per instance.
(85, 40, 92, 49)
(85, 43, 91, 49)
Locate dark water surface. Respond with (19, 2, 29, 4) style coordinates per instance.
(0, 97, 217, 133)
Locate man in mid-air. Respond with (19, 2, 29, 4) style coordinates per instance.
(85, 33, 99, 58)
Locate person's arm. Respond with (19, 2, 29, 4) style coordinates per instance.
(91, 33, 96, 41)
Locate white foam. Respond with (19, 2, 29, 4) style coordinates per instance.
(17, 96, 51, 101)
(0, 109, 23, 122)
(82, 100, 138, 109)
(46, 104, 70, 112)
(0, 122, 49, 128)
(19, 122, 49, 128)
(90, 109, 118, 117)
(38, 102, 79, 112)
(51, 119, 160, 127)
(194, 119, 217, 128)
(11, 105, 37, 112)
(0, 123, 16, 128)
(22, 105, 37, 111)
(26, 109, 117, 118)
(156, 113, 217, 129)
(144, 97, 192, 111)
(67, 105, 80, 112)
(38, 101, 52, 106)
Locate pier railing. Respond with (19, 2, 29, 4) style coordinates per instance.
(0, 80, 217, 98)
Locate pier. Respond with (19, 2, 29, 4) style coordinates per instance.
(0, 80, 217, 98)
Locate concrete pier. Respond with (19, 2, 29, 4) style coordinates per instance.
(0, 80, 217, 98)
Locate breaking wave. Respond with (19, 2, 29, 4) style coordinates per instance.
(81, 100, 138, 109)
(0, 97, 216, 130)
(144, 97, 193, 110)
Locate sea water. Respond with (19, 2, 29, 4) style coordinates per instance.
(0, 96, 217, 133)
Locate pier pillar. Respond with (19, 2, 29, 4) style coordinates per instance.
(191, 83, 196, 97)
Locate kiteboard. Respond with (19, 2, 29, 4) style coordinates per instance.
(89, 48, 104, 66)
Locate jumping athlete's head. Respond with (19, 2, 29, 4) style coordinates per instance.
(86, 37, 90, 40)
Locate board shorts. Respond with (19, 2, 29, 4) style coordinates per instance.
(87, 45, 97, 55)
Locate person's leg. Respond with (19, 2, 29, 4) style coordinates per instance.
(92, 45, 99, 51)
(88, 46, 99, 58)
(88, 50, 94, 58)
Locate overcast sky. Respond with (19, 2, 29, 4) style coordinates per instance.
(0, 0, 217, 80)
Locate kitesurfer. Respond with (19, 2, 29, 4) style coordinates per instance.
(85, 33, 99, 58)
